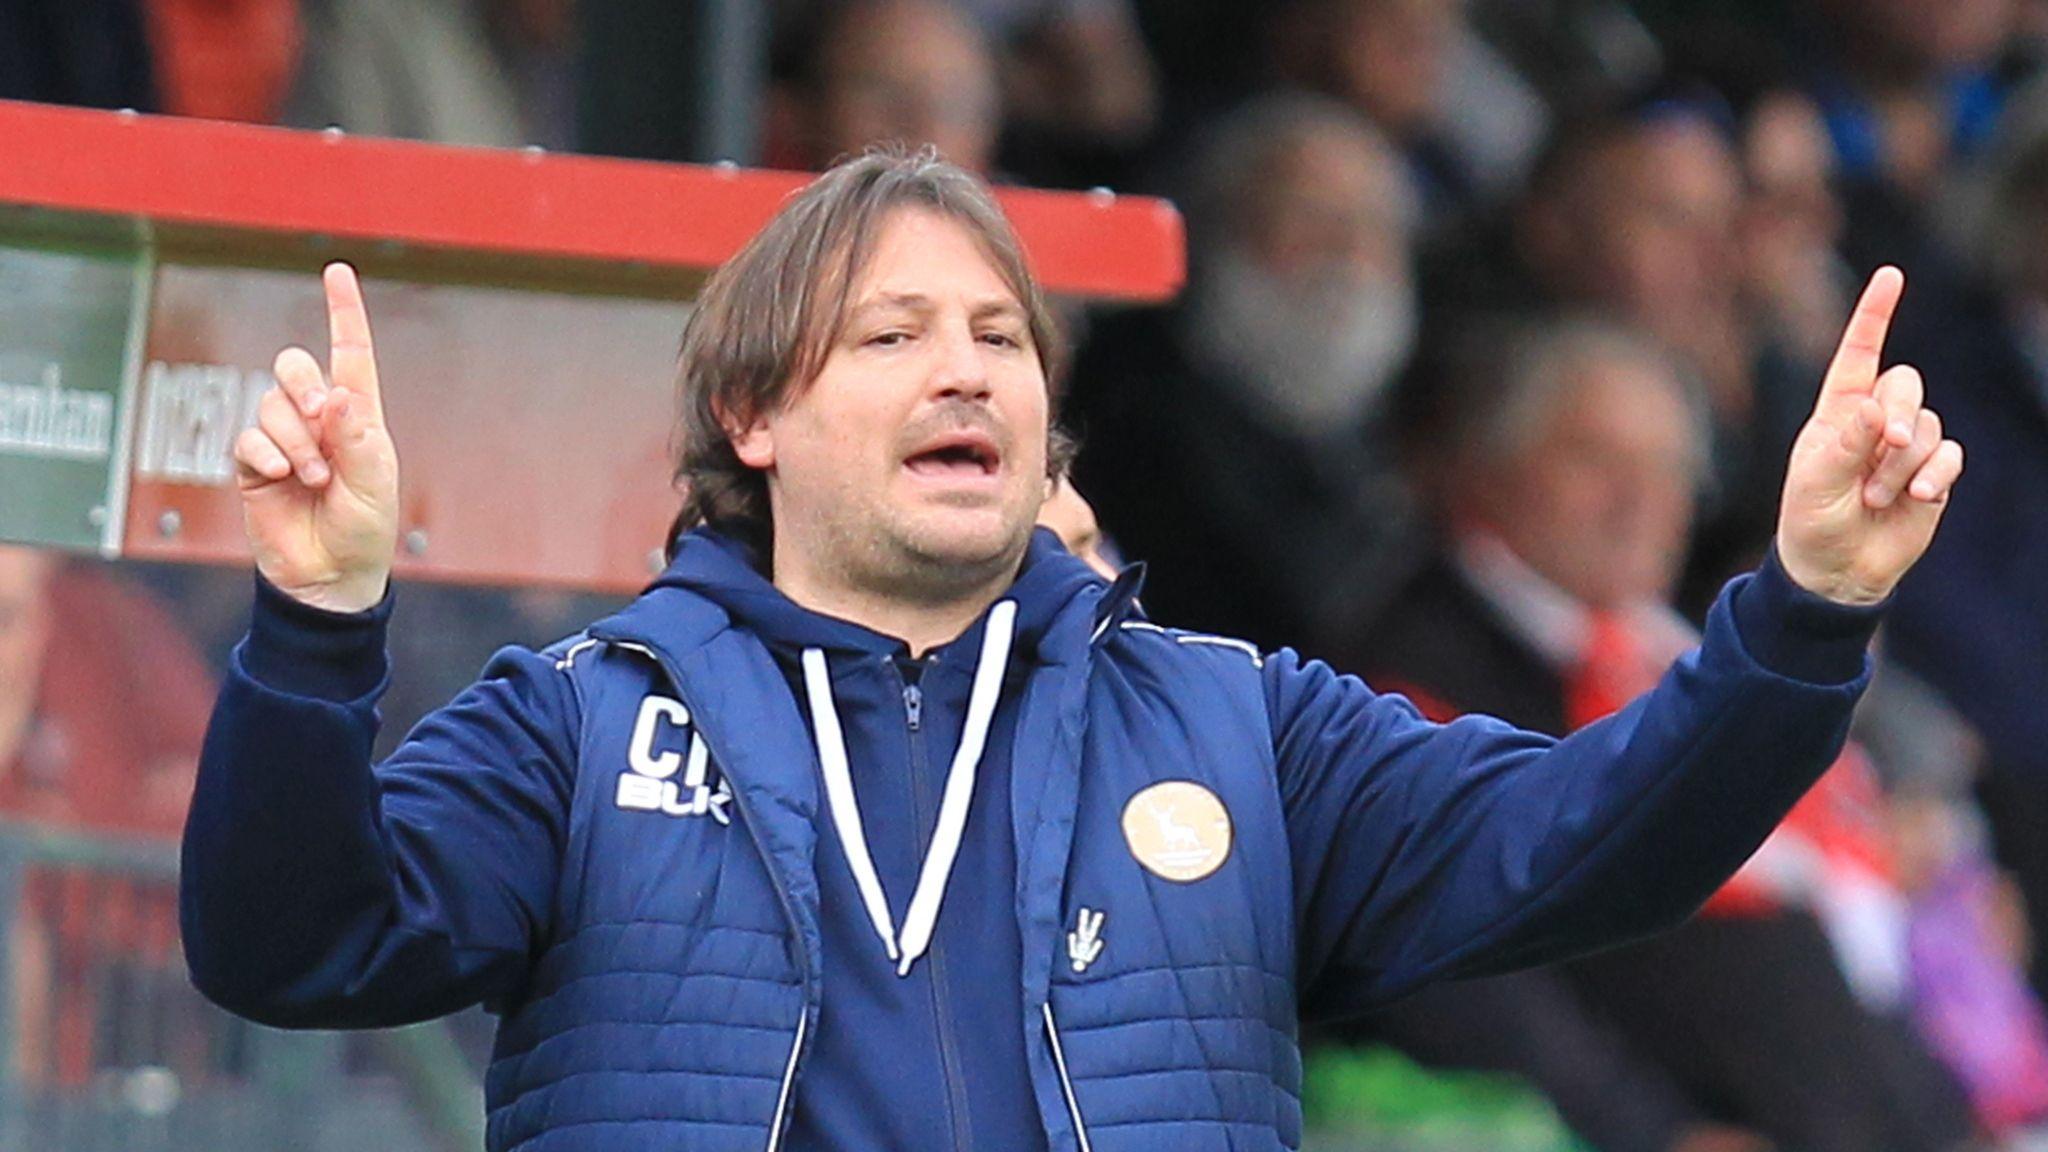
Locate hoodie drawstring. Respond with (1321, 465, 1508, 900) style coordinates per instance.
(800, 600, 1018, 977)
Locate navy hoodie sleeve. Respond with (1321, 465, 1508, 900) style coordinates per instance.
(180, 576, 579, 1029)
(1274, 555, 1882, 1022)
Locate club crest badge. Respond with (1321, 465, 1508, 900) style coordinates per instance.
(1121, 781, 1232, 882)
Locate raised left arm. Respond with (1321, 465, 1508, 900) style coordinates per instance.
(1283, 267, 1958, 1021)
(1276, 555, 1877, 1021)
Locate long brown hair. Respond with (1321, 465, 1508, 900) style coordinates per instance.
(666, 146, 1072, 562)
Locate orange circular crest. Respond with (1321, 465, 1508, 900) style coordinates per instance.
(1120, 781, 1233, 882)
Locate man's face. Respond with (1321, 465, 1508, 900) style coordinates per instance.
(1242, 133, 1411, 286)
(732, 207, 1050, 596)
(1741, 95, 1841, 258)
(1185, 127, 1418, 431)
(1476, 354, 1700, 609)
(815, 0, 1001, 173)
(1545, 119, 1744, 341)
(1329, 0, 1459, 140)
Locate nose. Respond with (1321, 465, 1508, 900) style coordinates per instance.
(930, 319, 992, 402)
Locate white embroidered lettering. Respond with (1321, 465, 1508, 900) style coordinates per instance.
(618, 695, 732, 825)
(628, 696, 691, 779)
(616, 773, 665, 811)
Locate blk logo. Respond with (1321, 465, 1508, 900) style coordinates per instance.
(618, 695, 732, 824)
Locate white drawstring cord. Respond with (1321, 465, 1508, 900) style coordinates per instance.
(896, 600, 1016, 975)
(801, 599, 1017, 977)
(802, 647, 900, 963)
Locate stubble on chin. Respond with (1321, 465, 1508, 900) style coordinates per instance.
(871, 503, 1036, 604)
(780, 456, 1043, 608)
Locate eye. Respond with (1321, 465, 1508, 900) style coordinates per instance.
(978, 330, 1024, 350)
(864, 331, 912, 348)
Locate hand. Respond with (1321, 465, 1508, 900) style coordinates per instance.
(1775, 266, 1963, 605)
(232, 263, 400, 613)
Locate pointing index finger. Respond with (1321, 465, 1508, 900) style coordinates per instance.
(323, 262, 382, 413)
(1820, 265, 1905, 402)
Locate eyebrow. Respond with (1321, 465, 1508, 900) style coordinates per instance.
(972, 298, 1030, 325)
(848, 292, 1027, 324)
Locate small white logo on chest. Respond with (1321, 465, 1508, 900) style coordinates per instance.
(1067, 907, 1105, 973)
(617, 695, 732, 824)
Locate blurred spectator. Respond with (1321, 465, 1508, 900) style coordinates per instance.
(1803, 0, 2022, 204)
(1639, 0, 2027, 229)
(1783, 0, 2031, 328)
(0, 547, 203, 835)
(1878, 126, 2048, 1007)
(1495, 98, 1835, 610)
(1347, 320, 1979, 1152)
(0, 546, 210, 1088)
(1066, 94, 1422, 654)
(771, 0, 1156, 185)
(1858, 664, 2048, 1138)
(1515, 102, 1750, 429)
(967, 0, 1160, 186)
(1036, 475, 1120, 580)
(283, 0, 526, 146)
(0, 0, 159, 109)
(768, 0, 1002, 173)
(1352, 318, 1705, 723)
(141, 0, 300, 122)
(1271, 0, 1550, 226)
(1739, 90, 1856, 371)
(481, 0, 578, 150)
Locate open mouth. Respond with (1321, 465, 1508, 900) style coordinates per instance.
(903, 431, 1002, 479)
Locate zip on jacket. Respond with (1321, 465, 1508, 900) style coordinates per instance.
(182, 533, 1884, 1152)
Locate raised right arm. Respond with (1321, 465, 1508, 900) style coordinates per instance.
(181, 578, 579, 1028)
(182, 263, 574, 1028)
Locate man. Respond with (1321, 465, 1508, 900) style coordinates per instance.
(770, 0, 1158, 184)
(1069, 95, 1423, 652)
(772, 0, 1003, 174)
(1352, 317, 1705, 730)
(183, 150, 1963, 1152)
(1036, 476, 1118, 580)
(1269, 0, 1549, 226)
(1516, 108, 1750, 397)
(1348, 320, 1978, 1152)
(1504, 100, 1851, 612)
(1881, 130, 2048, 1002)
(1799, 0, 2016, 204)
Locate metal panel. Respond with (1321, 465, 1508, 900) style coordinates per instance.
(124, 263, 689, 591)
(0, 100, 1186, 303)
(0, 240, 148, 555)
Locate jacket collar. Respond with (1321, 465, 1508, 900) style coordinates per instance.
(595, 526, 1118, 672)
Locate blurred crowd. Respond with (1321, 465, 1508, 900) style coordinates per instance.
(10, 0, 2048, 1149)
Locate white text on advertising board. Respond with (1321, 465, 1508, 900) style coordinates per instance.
(135, 361, 271, 485)
(0, 363, 114, 461)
